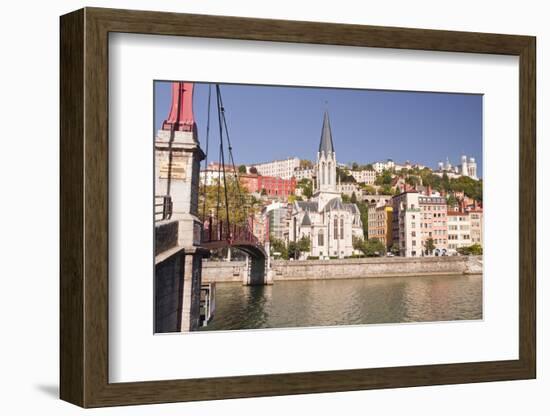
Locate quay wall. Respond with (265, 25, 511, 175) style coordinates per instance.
(202, 256, 483, 283)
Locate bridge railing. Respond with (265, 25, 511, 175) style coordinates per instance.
(201, 217, 260, 246)
(154, 195, 173, 222)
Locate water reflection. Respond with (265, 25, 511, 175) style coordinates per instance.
(199, 274, 482, 331)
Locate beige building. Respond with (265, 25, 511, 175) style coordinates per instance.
(469, 209, 483, 245)
(392, 192, 422, 257)
(350, 169, 376, 184)
(447, 211, 471, 251)
(293, 166, 314, 181)
(338, 182, 362, 198)
(250, 157, 300, 179)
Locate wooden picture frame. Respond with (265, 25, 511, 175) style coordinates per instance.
(60, 7, 536, 408)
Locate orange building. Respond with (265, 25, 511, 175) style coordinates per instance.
(367, 202, 393, 249)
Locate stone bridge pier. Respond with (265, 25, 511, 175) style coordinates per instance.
(154, 82, 207, 333)
(240, 243, 275, 286)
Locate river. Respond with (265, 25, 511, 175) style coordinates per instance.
(199, 274, 482, 331)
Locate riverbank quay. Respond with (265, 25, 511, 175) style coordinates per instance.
(202, 256, 482, 283)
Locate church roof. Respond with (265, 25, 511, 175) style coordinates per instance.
(318, 111, 335, 154)
(322, 198, 360, 215)
(296, 201, 319, 212)
(301, 211, 312, 226)
(345, 203, 360, 214)
(324, 197, 344, 211)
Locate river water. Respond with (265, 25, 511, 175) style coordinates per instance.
(199, 274, 482, 331)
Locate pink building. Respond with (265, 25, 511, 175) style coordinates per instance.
(240, 174, 296, 199)
(418, 193, 448, 255)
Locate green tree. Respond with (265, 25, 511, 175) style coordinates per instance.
(289, 236, 311, 259)
(238, 164, 247, 174)
(424, 238, 435, 255)
(449, 176, 483, 202)
(405, 175, 420, 187)
(355, 201, 369, 238)
(270, 238, 288, 259)
(199, 177, 258, 225)
(297, 178, 313, 199)
(441, 172, 450, 193)
(352, 235, 365, 252)
(300, 159, 313, 169)
(336, 167, 356, 183)
(354, 238, 385, 257)
(362, 184, 376, 195)
(457, 244, 483, 256)
(390, 242, 400, 255)
(447, 194, 458, 208)
(350, 191, 357, 203)
(375, 170, 393, 186)
(380, 184, 394, 195)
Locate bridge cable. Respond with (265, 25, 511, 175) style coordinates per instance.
(201, 84, 212, 222)
(215, 84, 232, 236)
(217, 86, 250, 230)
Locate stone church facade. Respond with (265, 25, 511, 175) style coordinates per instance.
(289, 111, 364, 259)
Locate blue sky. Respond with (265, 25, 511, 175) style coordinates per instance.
(154, 81, 483, 176)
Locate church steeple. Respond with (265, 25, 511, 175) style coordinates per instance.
(314, 110, 338, 200)
(318, 111, 335, 155)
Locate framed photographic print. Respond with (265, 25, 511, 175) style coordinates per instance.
(60, 7, 536, 408)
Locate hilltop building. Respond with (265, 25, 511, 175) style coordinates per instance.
(436, 154, 478, 180)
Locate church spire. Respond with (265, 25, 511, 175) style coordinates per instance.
(318, 111, 335, 155)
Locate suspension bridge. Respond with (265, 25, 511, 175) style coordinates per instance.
(156, 81, 270, 291)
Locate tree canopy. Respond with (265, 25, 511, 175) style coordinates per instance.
(199, 177, 259, 225)
(297, 178, 313, 199)
(353, 236, 385, 257)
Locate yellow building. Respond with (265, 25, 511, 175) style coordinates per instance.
(367, 202, 393, 249)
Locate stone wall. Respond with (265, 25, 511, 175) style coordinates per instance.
(202, 256, 482, 283)
(202, 260, 245, 283)
(155, 220, 178, 256)
(155, 250, 184, 332)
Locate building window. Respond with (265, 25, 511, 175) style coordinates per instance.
(340, 218, 344, 239)
(334, 217, 339, 239)
(318, 230, 324, 246)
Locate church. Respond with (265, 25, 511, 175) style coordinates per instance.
(289, 111, 364, 259)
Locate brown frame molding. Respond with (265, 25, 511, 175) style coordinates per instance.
(60, 7, 536, 408)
